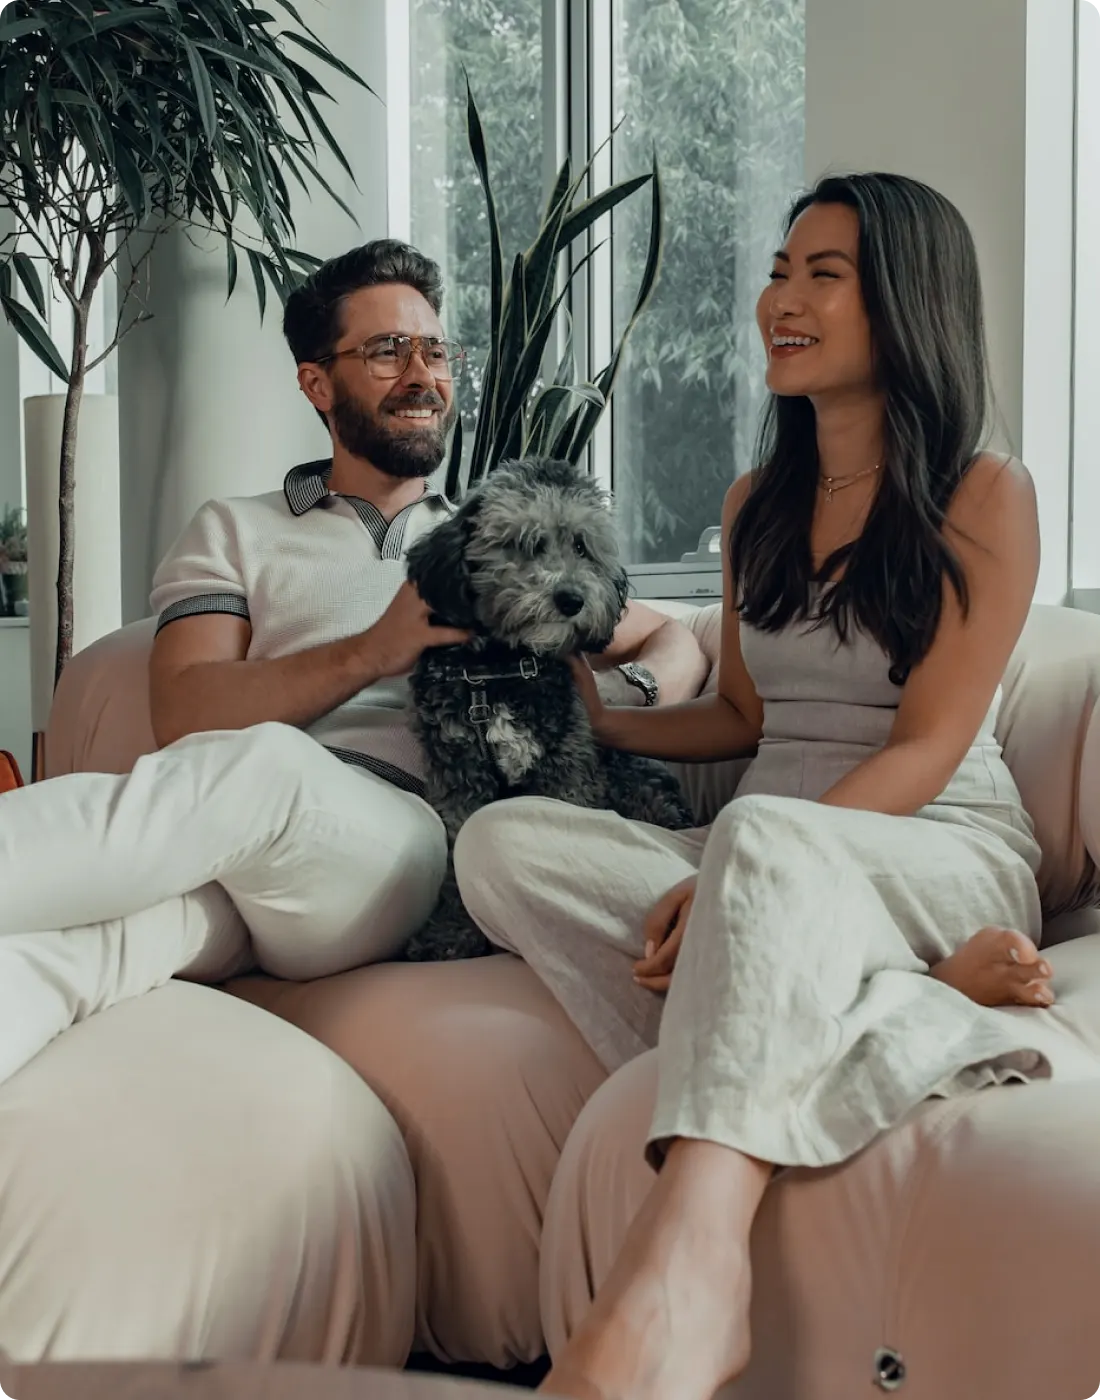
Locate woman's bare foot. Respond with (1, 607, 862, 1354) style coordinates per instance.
(931, 926, 1054, 1008)
(540, 1139, 770, 1400)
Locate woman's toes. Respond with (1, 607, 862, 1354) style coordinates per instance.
(993, 927, 1042, 967)
(1021, 978, 1055, 1007)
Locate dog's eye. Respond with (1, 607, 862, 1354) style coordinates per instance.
(530, 537, 547, 557)
(573, 537, 589, 558)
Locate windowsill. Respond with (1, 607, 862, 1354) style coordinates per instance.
(0, 617, 28, 629)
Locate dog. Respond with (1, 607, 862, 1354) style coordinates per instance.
(403, 456, 696, 961)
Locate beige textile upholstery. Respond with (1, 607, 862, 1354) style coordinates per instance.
(0, 1358, 527, 1399)
(0, 981, 416, 1365)
(229, 956, 606, 1367)
(35, 602, 1100, 1381)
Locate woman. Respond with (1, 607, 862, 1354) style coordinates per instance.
(452, 172, 1057, 1400)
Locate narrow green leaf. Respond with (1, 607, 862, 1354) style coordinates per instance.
(91, 8, 170, 35)
(0, 295, 68, 379)
(36, 79, 54, 136)
(11, 252, 45, 317)
(193, 36, 295, 85)
(444, 412, 464, 501)
(181, 36, 217, 145)
(280, 30, 373, 92)
(299, 89, 356, 183)
(246, 248, 268, 321)
(557, 173, 651, 251)
(0, 15, 50, 43)
(113, 140, 148, 221)
(51, 87, 97, 108)
(465, 79, 505, 488)
(522, 156, 572, 327)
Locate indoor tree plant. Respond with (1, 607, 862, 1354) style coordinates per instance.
(0, 0, 372, 686)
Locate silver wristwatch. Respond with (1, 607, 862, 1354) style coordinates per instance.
(617, 661, 659, 707)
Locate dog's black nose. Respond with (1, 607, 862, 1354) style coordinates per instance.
(554, 589, 585, 618)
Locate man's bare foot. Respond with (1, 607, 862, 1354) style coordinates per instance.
(931, 926, 1054, 1008)
(539, 1139, 769, 1400)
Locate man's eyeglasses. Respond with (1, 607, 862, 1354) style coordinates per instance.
(315, 334, 466, 382)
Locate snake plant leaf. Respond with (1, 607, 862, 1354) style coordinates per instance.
(556, 173, 653, 254)
(563, 158, 664, 465)
(444, 411, 465, 502)
(451, 86, 662, 497)
(527, 383, 605, 458)
(464, 77, 506, 483)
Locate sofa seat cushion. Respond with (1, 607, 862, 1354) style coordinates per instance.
(542, 1025, 1100, 1400)
(228, 956, 607, 1370)
(0, 980, 416, 1366)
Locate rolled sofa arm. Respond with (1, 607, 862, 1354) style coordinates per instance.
(1081, 694, 1100, 870)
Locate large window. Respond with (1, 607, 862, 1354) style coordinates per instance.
(1074, 0, 1100, 610)
(391, 0, 806, 585)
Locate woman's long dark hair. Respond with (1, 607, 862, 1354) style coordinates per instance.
(729, 172, 991, 684)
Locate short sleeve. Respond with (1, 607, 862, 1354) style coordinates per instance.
(149, 499, 251, 634)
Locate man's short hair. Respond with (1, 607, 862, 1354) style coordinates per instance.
(282, 239, 445, 366)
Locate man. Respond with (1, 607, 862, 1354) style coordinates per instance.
(0, 239, 707, 1089)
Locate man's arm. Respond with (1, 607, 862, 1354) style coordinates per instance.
(588, 600, 709, 705)
(149, 582, 467, 749)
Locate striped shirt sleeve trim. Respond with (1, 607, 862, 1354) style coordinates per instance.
(156, 593, 251, 635)
(325, 746, 428, 800)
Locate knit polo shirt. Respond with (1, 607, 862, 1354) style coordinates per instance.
(149, 460, 455, 795)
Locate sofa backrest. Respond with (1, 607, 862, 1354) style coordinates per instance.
(658, 601, 1100, 918)
(45, 603, 1100, 918)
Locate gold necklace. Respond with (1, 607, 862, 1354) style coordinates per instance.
(818, 463, 881, 503)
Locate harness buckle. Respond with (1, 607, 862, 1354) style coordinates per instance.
(467, 680, 492, 726)
(519, 656, 539, 680)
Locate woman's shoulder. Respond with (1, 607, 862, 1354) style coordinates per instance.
(960, 450, 1034, 496)
(948, 452, 1039, 557)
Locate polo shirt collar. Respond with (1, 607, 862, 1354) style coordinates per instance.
(283, 460, 452, 517)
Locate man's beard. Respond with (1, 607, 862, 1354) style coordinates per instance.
(330, 383, 456, 481)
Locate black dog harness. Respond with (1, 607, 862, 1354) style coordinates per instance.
(440, 654, 542, 747)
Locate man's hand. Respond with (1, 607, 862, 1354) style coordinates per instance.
(364, 581, 471, 677)
(633, 875, 696, 993)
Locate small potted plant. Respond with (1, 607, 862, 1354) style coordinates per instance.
(0, 504, 28, 618)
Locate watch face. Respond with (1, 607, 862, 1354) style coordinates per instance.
(620, 662, 658, 703)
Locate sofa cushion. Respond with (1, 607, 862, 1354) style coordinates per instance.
(997, 605, 1100, 916)
(0, 980, 416, 1365)
(541, 990, 1100, 1400)
(228, 955, 607, 1370)
(46, 618, 157, 777)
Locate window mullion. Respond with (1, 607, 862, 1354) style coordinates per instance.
(586, 0, 615, 493)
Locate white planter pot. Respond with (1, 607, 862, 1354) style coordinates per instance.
(23, 393, 121, 733)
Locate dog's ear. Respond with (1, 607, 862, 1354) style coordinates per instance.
(405, 505, 479, 629)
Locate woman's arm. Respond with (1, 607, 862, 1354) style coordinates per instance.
(819, 455, 1040, 817)
(580, 477, 765, 763)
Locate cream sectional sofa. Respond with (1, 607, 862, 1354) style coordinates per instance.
(1, 600, 1097, 1400)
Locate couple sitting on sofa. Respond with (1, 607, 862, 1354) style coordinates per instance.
(0, 170, 1082, 1400)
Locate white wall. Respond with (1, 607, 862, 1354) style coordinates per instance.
(116, 0, 390, 621)
(1074, 0, 1100, 599)
(804, 0, 1076, 605)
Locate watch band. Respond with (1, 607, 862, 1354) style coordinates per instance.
(617, 662, 659, 707)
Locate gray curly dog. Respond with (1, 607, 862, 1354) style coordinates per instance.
(404, 456, 695, 962)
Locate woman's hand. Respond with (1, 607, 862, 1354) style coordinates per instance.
(634, 875, 697, 993)
(569, 653, 610, 739)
